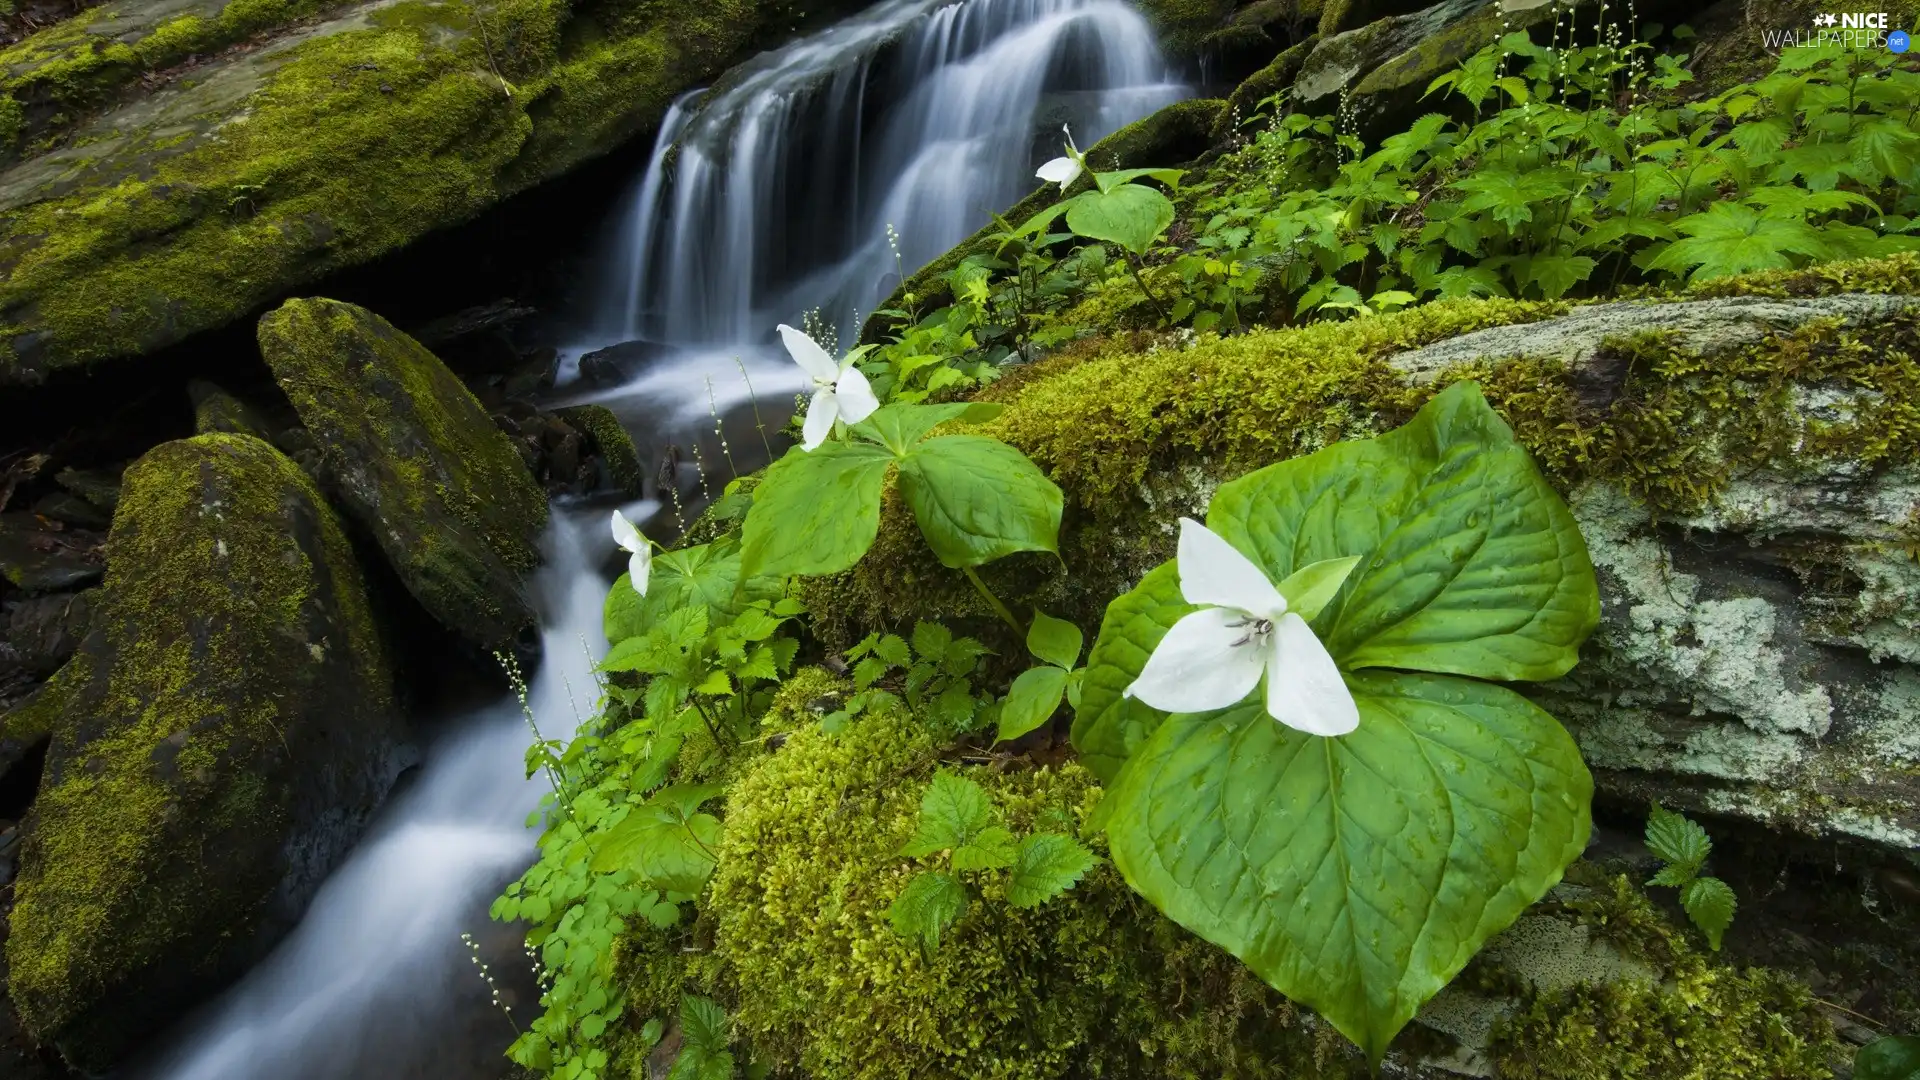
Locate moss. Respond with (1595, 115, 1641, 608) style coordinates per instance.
(557, 404, 645, 497)
(5, 433, 397, 1072)
(0, 0, 352, 157)
(258, 297, 548, 649)
(1213, 36, 1317, 144)
(0, 0, 833, 383)
(695, 698, 1354, 1080)
(1488, 875, 1841, 1080)
(188, 379, 275, 440)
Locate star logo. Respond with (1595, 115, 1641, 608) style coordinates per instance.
(1812, 12, 1839, 25)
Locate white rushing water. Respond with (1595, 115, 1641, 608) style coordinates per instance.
(133, 0, 1183, 1075)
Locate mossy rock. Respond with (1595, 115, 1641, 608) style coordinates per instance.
(187, 378, 275, 440)
(258, 296, 548, 652)
(1294, 0, 1490, 107)
(820, 256, 1920, 858)
(556, 404, 645, 498)
(4, 433, 403, 1074)
(0, 0, 863, 384)
(1212, 35, 1318, 144)
(700, 696, 1360, 1080)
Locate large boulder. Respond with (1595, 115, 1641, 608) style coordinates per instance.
(4, 433, 403, 1074)
(0, 0, 868, 386)
(258, 297, 549, 651)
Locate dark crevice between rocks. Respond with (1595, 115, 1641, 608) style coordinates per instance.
(1586, 792, 1920, 1044)
(0, 733, 47, 822)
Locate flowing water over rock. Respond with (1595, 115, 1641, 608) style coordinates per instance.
(127, 0, 1185, 1074)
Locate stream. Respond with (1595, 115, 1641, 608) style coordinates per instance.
(127, 0, 1186, 1074)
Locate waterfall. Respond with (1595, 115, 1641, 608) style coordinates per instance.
(127, 0, 1184, 1075)
(603, 0, 1185, 348)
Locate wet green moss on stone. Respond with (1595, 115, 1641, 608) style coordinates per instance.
(1488, 875, 1840, 1079)
(4, 432, 399, 1073)
(0, 0, 832, 383)
(557, 404, 645, 497)
(701, 699, 1355, 1080)
(259, 296, 548, 650)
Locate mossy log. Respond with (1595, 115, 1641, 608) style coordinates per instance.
(4, 433, 403, 1075)
(258, 296, 549, 652)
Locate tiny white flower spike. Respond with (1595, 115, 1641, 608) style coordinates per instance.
(779, 323, 880, 450)
(610, 508, 652, 597)
(1126, 517, 1359, 737)
(1035, 125, 1084, 192)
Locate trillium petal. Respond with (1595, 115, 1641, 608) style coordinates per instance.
(629, 548, 652, 597)
(834, 365, 880, 424)
(1264, 612, 1359, 737)
(1036, 155, 1081, 189)
(610, 508, 644, 554)
(1175, 518, 1287, 620)
(777, 323, 839, 381)
(1126, 608, 1267, 715)
(800, 387, 839, 451)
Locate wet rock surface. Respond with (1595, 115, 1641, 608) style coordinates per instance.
(3, 433, 406, 1074)
(257, 297, 549, 653)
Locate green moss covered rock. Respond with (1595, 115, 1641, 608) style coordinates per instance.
(4, 433, 402, 1074)
(258, 296, 548, 651)
(703, 698, 1354, 1080)
(0, 0, 857, 385)
(556, 404, 646, 498)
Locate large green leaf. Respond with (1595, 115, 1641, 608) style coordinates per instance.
(590, 791, 725, 894)
(1101, 670, 1591, 1061)
(605, 536, 777, 641)
(898, 435, 1062, 568)
(1065, 182, 1176, 254)
(1070, 561, 1190, 783)
(740, 441, 894, 578)
(1208, 381, 1597, 681)
(1856, 1036, 1920, 1080)
(996, 665, 1068, 742)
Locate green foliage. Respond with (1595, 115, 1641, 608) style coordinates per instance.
(889, 771, 1097, 952)
(1643, 802, 1737, 951)
(996, 610, 1086, 742)
(1075, 383, 1596, 1061)
(1857, 1036, 1920, 1080)
(741, 402, 1061, 578)
(669, 995, 736, 1080)
(833, 621, 995, 737)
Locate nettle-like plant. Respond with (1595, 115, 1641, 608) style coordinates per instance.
(1643, 801, 1736, 951)
(1073, 382, 1600, 1061)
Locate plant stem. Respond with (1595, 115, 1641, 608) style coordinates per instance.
(961, 566, 1025, 635)
(1126, 253, 1170, 322)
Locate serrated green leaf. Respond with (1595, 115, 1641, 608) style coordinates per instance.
(740, 441, 894, 578)
(888, 871, 968, 952)
(996, 665, 1069, 742)
(1007, 832, 1097, 908)
(874, 634, 912, 667)
(1645, 801, 1712, 871)
(1274, 556, 1362, 621)
(589, 804, 722, 893)
(1646, 864, 1695, 888)
(912, 621, 954, 663)
(1855, 1036, 1920, 1080)
(899, 771, 997, 856)
(669, 995, 734, 1080)
(1026, 609, 1084, 669)
(853, 656, 890, 690)
(1681, 875, 1737, 951)
(1100, 669, 1591, 1062)
(898, 436, 1063, 568)
(952, 825, 1019, 871)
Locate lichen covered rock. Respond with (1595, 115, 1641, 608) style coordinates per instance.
(4, 433, 403, 1074)
(258, 296, 548, 651)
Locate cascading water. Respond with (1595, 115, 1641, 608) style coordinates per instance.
(129, 0, 1184, 1075)
(598, 0, 1186, 349)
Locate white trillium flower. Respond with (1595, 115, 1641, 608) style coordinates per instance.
(777, 323, 880, 451)
(611, 508, 652, 597)
(1035, 125, 1085, 192)
(1125, 518, 1360, 737)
